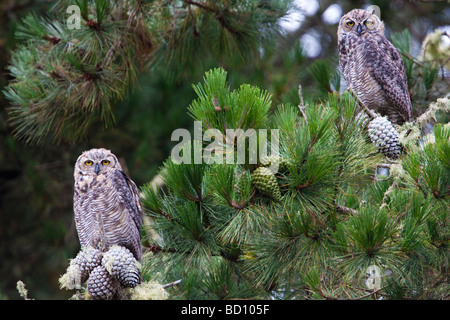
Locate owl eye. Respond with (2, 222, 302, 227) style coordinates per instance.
(102, 160, 110, 165)
(364, 19, 373, 26)
(84, 160, 93, 166)
(346, 21, 355, 27)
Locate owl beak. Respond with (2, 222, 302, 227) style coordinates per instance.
(357, 24, 363, 36)
(94, 163, 100, 175)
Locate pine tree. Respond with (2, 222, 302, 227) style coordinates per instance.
(140, 67, 449, 300)
(3, 1, 449, 300)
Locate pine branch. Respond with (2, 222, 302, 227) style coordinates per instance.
(5, 0, 289, 145)
(162, 279, 182, 289)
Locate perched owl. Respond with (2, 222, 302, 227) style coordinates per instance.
(73, 148, 143, 261)
(337, 9, 413, 125)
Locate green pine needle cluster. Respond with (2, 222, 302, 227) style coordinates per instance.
(4, 0, 289, 145)
(188, 68, 272, 133)
(140, 67, 449, 300)
(4, 0, 152, 145)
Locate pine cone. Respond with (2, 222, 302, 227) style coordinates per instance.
(260, 155, 291, 172)
(102, 246, 141, 288)
(368, 117, 401, 159)
(87, 265, 118, 300)
(251, 167, 282, 202)
(72, 247, 103, 283)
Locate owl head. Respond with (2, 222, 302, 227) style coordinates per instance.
(75, 148, 121, 176)
(338, 9, 384, 38)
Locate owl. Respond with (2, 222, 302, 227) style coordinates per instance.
(337, 9, 413, 125)
(73, 148, 143, 261)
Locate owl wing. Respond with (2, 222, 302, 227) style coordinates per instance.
(338, 36, 350, 85)
(368, 34, 413, 122)
(111, 169, 143, 261)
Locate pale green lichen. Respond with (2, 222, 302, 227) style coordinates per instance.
(128, 281, 169, 300)
(16, 280, 29, 299)
(59, 262, 83, 290)
(415, 97, 449, 129)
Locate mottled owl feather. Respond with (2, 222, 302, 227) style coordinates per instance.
(73, 149, 143, 261)
(337, 9, 413, 125)
(370, 35, 413, 122)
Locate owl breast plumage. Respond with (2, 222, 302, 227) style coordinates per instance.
(337, 9, 413, 125)
(73, 148, 143, 261)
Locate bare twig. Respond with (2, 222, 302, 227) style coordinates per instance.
(352, 287, 386, 300)
(335, 204, 359, 215)
(297, 84, 308, 124)
(162, 279, 182, 289)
